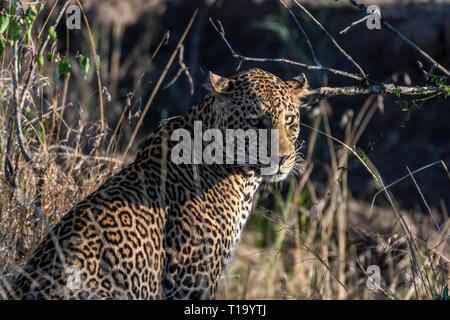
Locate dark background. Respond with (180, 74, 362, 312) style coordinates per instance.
(58, 0, 450, 214)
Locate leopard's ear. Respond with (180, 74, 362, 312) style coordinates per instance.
(286, 73, 308, 98)
(207, 72, 235, 95)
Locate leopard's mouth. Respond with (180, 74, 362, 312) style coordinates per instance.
(257, 161, 292, 182)
(262, 172, 289, 182)
(229, 147, 306, 182)
(259, 151, 306, 183)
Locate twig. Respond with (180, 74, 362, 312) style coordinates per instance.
(348, 0, 450, 77)
(12, 35, 34, 166)
(209, 18, 365, 82)
(163, 45, 195, 95)
(57, 9, 72, 143)
(76, 0, 105, 135)
(210, 12, 447, 100)
(279, 0, 321, 67)
(406, 166, 440, 232)
(105, 31, 170, 157)
(300, 122, 378, 181)
(22, 104, 68, 128)
(370, 160, 449, 214)
(37, 0, 60, 39)
(303, 84, 448, 98)
(355, 258, 397, 300)
(121, 9, 199, 160)
(339, 15, 370, 34)
(19, 1, 70, 119)
(47, 145, 124, 164)
(291, 0, 367, 79)
(9, 2, 70, 216)
(13, 190, 69, 289)
(417, 61, 448, 81)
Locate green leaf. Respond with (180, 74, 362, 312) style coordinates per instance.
(57, 57, 71, 75)
(0, 39, 5, 60)
(46, 51, 53, 62)
(9, 5, 17, 16)
(79, 55, 90, 79)
(35, 125, 45, 146)
(31, 121, 47, 146)
(0, 14, 9, 34)
(393, 86, 402, 98)
(36, 53, 44, 70)
(49, 25, 57, 42)
(22, 127, 32, 140)
(25, 25, 32, 44)
(54, 109, 69, 129)
(360, 150, 367, 162)
(8, 19, 20, 43)
(25, 107, 37, 118)
(26, 5, 38, 24)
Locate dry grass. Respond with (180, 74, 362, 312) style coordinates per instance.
(217, 97, 450, 300)
(0, 0, 448, 300)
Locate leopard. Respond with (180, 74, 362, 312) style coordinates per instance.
(8, 68, 308, 300)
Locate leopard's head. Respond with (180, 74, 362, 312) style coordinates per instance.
(207, 68, 308, 182)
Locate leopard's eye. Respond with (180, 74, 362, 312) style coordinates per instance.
(248, 118, 260, 127)
(285, 116, 295, 125)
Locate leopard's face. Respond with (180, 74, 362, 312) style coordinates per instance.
(207, 68, 307, 182)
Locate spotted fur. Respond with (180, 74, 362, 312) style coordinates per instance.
(10, 68, 307, 300)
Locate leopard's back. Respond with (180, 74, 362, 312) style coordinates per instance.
(12, 162, 167, 300)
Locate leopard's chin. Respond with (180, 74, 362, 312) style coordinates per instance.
(262, 172, 289, 183)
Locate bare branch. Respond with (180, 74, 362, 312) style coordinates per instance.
(279, 0, 321, 67)
(348, 0, 450, 77)
(304, 84, 448, 98)
(355, 258, 397, 300)
(19, 1, 71, 114)
(209, 18, 365, 82)
(11, 27, 34, 166)
(76, 0, 105, 135)
(122, 9, 199, 160)
(339, 15, 370, 35)
(406, 166, 440, 232)
(163, 45, 195, 95)
(210, 18, 447, 98)
(291, 0, 367, 79)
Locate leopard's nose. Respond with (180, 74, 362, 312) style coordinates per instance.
(279, 155, 290, 166)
